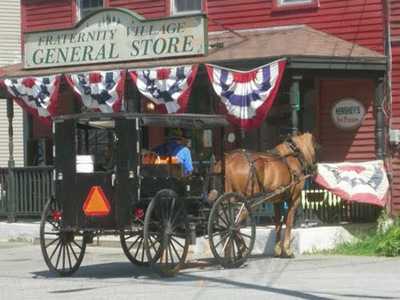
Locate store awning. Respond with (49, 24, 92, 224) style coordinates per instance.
(0, 24, 386, 79)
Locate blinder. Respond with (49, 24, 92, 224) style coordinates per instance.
(284, 135, 317, 177)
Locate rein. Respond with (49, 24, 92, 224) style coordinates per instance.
(283, 136, 316, 178)
(236, 135, 317, 198)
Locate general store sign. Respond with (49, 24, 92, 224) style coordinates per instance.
(331, 98, 366, 130)
(23, 8, 207, 69)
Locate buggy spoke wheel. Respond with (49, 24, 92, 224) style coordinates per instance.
(208, 192, 256, 269)
(144, 189, 190, 277)
(40, 198, 86, 276)
(120, 222, 161, 266)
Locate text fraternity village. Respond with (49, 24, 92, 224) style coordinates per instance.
(24, 10, 206, 68)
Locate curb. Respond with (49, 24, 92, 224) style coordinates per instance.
(0, 221, 356, 256)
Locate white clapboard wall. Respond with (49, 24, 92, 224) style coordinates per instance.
(0, 0, 24, 167)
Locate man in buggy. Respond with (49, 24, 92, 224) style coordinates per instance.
(152, 128, 193, 176)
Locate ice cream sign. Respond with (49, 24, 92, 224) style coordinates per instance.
(331, 98, 366, 130)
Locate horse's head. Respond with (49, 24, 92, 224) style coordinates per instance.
(287, 132, 319, 172)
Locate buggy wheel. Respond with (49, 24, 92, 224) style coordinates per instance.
(143, 189, 190, 276)
(40, 198, 86, 276)
(120, 220, 162, 266)
(208, 192, 256, 269)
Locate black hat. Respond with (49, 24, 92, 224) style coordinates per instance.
(167, 128, 190, 140)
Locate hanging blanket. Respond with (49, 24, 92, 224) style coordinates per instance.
(3, 75, 61, 123)
(206, 59, 286, 130)
(315, 160, 389, 207)
(129, 65, 198, 113)
(66, 70, 125, 113)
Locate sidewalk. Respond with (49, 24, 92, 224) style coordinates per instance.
(0, 221, 355, 256)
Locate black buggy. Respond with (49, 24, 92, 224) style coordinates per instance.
(40, 112, 256, 276)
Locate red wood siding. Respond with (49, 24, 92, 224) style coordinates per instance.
(318, 79, 376, 162)
(21, 0, 385, 55)
(22, 0, 75, 33)
(207, 0, 384, 53)
(390, 0, 400, 214)
(108, 0, 167, 19)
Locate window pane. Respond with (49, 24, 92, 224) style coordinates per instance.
(81, 10, 92, 18)
(81, 0, 103, 9)
(90, 0, 103, 7)
(82, 0, 90, 9)
(175, 0, 201, 12)
(79, 0, 103, 19)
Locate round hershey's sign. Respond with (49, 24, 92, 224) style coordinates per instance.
(331, 98, 366, 130)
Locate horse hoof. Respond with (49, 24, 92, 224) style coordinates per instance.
(281, 250, 295, 259)
(274, 244, 282, 257)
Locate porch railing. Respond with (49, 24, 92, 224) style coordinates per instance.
(0, 166, 381, 223)
(0, 167, 54, 218)
(252, 184, 381, 225)
(301, 189, 381, 224)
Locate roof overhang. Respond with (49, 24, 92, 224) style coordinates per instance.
(55, 112, 230, 129)
(0, 24, 386, 79)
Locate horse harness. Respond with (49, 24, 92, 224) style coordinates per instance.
(241, 137, 316, 197)
(282, 136, 316, 181)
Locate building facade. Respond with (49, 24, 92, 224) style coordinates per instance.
(389, 0, 400, 214)
(0, 0, 24, 167)
(1, 0, 397, 214)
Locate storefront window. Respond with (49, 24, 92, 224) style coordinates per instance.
(172, 0, 202, 15)
(77, 0, 104, 20)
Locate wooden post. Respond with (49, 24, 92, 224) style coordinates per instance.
(290, 76, 302, 134)
(7, 98, 16, 223)
(375, 77, 385, 160)
(290, 76, 305, 226)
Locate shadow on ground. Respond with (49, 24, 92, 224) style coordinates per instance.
(31, 254, 398, 300)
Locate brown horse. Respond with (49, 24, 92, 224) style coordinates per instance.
(210, 132, 318, 258)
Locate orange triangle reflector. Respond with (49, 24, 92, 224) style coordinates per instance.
(83, 186, 111, 217)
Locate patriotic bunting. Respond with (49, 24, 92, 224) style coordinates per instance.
(66, 70, 125, 113)
(129, 65, 198, 113)
(3, 75, 61, 122)
(315, 160, 389, 207)
(206, 59, 286, 130)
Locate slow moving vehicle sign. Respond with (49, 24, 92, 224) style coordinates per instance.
(83, 186, 111, 217)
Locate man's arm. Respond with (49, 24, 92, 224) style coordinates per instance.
(177, 147, 193, 175)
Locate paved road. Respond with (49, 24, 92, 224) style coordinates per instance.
(0, 242, 399, 300)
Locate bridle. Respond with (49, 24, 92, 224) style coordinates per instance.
(283, 136, 317, 178)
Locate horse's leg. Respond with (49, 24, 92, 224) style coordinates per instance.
(281, 188, 302, 258)
(273, 202, 284, 257)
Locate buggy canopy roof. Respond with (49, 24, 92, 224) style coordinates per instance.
(53, 112, 230, 129)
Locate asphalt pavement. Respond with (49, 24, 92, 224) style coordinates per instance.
(0, 242, 399, 300)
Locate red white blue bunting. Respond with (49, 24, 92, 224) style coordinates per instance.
(66, 70, 125, 113)
(129, 65, 198, 113)
(206, 59, 286, 130)
(3, 75, 61, 122)
(315, 160, 389, 207)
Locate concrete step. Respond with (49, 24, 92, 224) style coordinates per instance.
(0, 221, 356, 257)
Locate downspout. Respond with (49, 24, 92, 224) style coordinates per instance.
(7, 98, 16, 222)
(383, 0, 393, 215)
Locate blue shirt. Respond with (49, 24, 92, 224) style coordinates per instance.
(153, 140, 193, 175)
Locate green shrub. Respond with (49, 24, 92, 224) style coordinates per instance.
(318, 217, 400, 257)
(376, 225, 400, 257)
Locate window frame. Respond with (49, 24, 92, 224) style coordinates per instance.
(171, 0, 203, 16)
(272, 0, 319, 12)
(76, 0, 105, 21)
